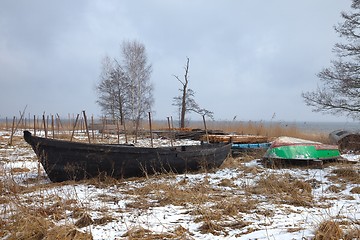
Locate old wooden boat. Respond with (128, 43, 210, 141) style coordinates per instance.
(329, 130, 360, 153)
(23, 131, 231, 182)
(262, 136, 340, 167)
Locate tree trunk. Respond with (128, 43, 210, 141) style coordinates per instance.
(180, 58, 190, 128)
(180, 85, 187, 128)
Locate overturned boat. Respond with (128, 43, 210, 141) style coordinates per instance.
(329, 130, 360, 153)
(262, 136, 340, 167)
(23, 131, 231, 182)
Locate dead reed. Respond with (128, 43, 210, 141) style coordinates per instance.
(250, 172, 313, 206)
(1, 123, 359, 239)
(314, 220, 343, 240)
(329, 167, 360, 184)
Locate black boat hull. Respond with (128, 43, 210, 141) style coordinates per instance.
(23, 131, 231, 182)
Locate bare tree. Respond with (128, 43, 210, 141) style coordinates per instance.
(97, 56, 128, 124)
(173, 57, 213, 128)
(96, 40, 153, 138)
(121, 40, 153, 138)
(302, 0, 360, 119)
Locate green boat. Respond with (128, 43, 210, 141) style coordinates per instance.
(262, 137, 340, 167)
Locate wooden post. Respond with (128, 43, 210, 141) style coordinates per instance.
(91, 115, 95, 140)
(51, 115, 55, 139)
(9, 116, 16, 145)
(170, 116, 174, 129)
(46, 115, 49, 134)
(70, 114, 80, 142)
(148, 112, 153, 148)
(8, 106, 27, 144)
(68, 113, 71, 132)
(123, 118, 128, 144)
(202, 115, 209, 143)
(9, 105, 27, 145)
(82, 111, 91, 144)
(83, 110, 91, 143)
(20, 111, 23, 128)
(167, 117, 173, 147)
(170, 116, 176, 142)
(43, 115, 48, 138)
(101, 116, 105, 140)
(56, 114, 63, 131)
(56, 115, 60, 135)
(116, 119, 120, 144)
(33, 115, 36, 136)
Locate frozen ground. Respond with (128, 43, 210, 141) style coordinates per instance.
(0, 130, 359, 239)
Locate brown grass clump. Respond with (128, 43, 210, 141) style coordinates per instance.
(45, 225, 93, 240)
(343, 227, 360, 240)
(198, 220, 225, 235)
(7, 215, 53, 240)
(125, 178, 219, 208)
(75, 213, 94, 228)
(122, 226, 187, 240)
(10, 167, 30, 174)
(250, 173, 313, 206)
(314, 220, 343, 240)
(218, 178, 235, 187)
(215, 197, 258, 215)
(192, 198, 252, 236)
(2, 178, 25, 194)
(327, 185, 345, 193)
(350, 186, 360, 194)
(93, 215, 116, 226)
(330, 167, 360, 184)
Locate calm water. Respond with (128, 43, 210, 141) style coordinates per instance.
(271, 121, 360, 134)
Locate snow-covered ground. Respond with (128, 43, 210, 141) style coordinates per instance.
(1, 130, 359, 239)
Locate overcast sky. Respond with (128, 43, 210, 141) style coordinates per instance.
(0, 0, 354, 122)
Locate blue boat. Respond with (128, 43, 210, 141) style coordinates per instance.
(232, 143, 271, 150)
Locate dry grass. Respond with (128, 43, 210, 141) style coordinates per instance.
(1, 118, 327, 144)
(250, 173, 313, 206)
(190, 120, 326, 141)
(122, 226, 191, 240)
(350, 186, 360, 194)
(0, 125, 359, 239)
(314, 220, 343, 240)
(329, 167, 360, 184)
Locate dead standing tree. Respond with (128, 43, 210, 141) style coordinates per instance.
(173, 57, 213, 128)
(173, 57, 190, 128)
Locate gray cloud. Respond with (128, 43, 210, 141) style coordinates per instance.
(0, 0, 352, 122)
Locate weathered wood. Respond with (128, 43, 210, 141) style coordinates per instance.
(148, 112, 153, 148)
(91, 115, 95, 140)
(202, 115, 209, 143)
(33, 115, 36, 136)
(9, 116, 16, 145)
(24, 130, 231, 182)
(70, 114, 80, 142)
(167, 117, 173, 147)
(51, 115, 55, 139)
(42, 115, 47, 138)
(203, 134, 269, 144)
(82, 111, 91, 144)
